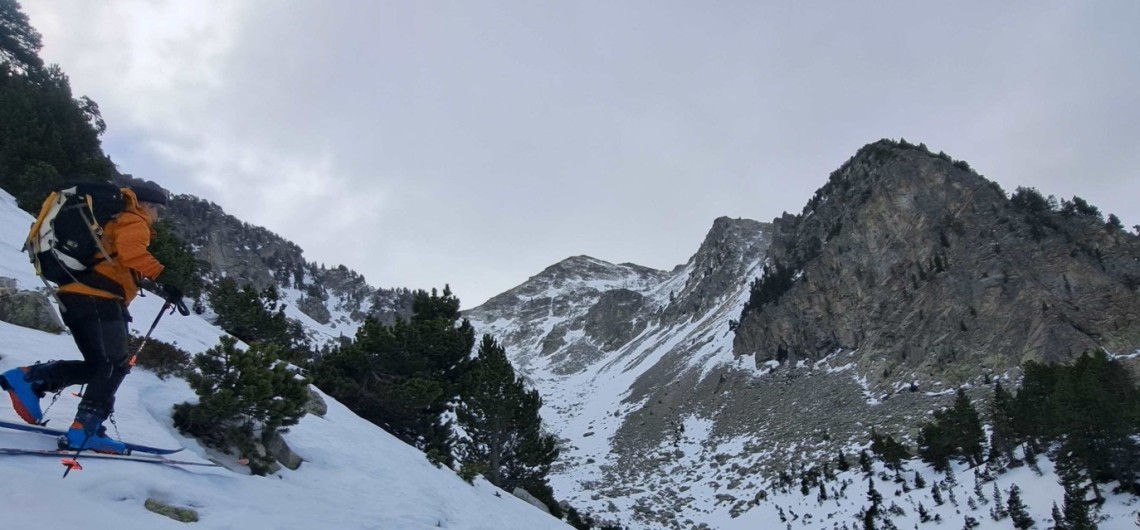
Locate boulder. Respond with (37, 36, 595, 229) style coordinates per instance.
(511, 487, 550, 514)
(0, 280, 64, 334)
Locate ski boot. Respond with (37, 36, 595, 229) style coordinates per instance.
(0, 366, 45, 424)
(64, 404, 128, 454)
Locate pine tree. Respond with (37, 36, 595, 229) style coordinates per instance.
(457, 335, 559, 514)
(172, 337, 310, 474)
(918, 502, 931, 523)
(950, 389, 986, 466)
(860, 449, 874, 475)
(973, 472, 987, 504)
(1061, 476, 1097, 530)
(862, 477, 881, 530)
(837, 449, 851, 472)
(1006, 484, 1035, 529)
(1050, 502, 1068, 530)
(988, 380, 1018, 466)
(312, 286, 475, 467)
(919, 389, 987, 472)
(208, 278, 295, 350)
(918, 419, 953, 473)
(932, 483, 945, 506)
(149, 218, 202, 298)
(870, 428, 910, 472)
(990, 482, 1007, 520)
(0, 0, 44, 73)
(1059, 352, 1140, 500)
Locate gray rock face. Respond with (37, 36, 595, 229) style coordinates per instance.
(734, 141, 1140, 389)
(305, 387, 329, 417)
(0, 278, 63, 333)
(265, 430, 304, 471)
(584, 289, 649, 351)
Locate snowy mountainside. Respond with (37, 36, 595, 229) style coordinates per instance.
(465, 217, 780, 527)
(471, 254, 671, 375)
(465, 210, 1140, 529)
(0, 190, 569, 529)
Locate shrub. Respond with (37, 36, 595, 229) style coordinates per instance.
(172, 336, 310, 475)
(128, 336, 191, 380)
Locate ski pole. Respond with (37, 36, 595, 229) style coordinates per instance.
(128, 299, 174, 368)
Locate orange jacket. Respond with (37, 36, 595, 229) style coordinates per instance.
(57, 188, 165, 305)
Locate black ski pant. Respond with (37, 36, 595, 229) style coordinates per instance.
(33, 293, 131, 416)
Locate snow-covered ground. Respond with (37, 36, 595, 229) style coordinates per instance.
(0, 190, 568, 529)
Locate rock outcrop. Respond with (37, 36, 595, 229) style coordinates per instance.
(733, 140, 1140, 389)
(0, 277, 63, 333)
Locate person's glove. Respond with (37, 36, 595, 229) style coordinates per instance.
(161, 283, 183, 302)
(159, 283, 190, 315)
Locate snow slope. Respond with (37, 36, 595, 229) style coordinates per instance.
(0, 190, 568, 529)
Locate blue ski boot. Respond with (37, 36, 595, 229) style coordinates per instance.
(66, 405, 127, 454)
(0, 366, 45, 424)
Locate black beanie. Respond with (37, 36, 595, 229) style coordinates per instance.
(131, 183, 168, 205)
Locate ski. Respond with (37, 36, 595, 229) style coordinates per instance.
(0, 419, 183, 455)
(0, 447, 220, 467)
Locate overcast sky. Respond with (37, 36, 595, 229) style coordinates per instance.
(20, 1, 1140, 308)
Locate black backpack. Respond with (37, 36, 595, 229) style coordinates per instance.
(25, 182, 125, 285)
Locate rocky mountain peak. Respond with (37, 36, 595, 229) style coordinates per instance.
(734, 139, 1140, 389)
(657, 217, 771, 323)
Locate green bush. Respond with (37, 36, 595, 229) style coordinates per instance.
(172, 336, 310, 475)
(128, 336, 191, 380)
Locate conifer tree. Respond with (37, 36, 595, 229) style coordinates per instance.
(1014, 361, 1062, 445)
(870, 428, 910, 472)
(862, 477, 881, 530)
(208, 278, 296, 350)
(0, 0, 44, 73)
(950, 389, 986, 466)
(311, 286, 475, 468)
(990, 482, 1007, 520)
(1006, 485, 1034, 529)
(149, 218, 202, 298)
(837, 449, 851, 472)
(988, 380, 1018, 466)
(172, 337, 310, 474)
(859, 449, 874, 475)
(918, 419, 953, 473)
(919, 388, 986, 471)
(918, 502, 931, 523)
(932, 483, 945, 506)
(1061, 475, 1097, 530)
(457, 335, 559, 514)
(1050, 502, 1067, 530)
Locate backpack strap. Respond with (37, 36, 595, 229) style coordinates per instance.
(71, 271, 127, 299)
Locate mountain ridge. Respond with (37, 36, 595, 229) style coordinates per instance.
(734, 139, 1140, 390)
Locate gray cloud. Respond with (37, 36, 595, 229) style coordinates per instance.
(22, 1, 1140, 307)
